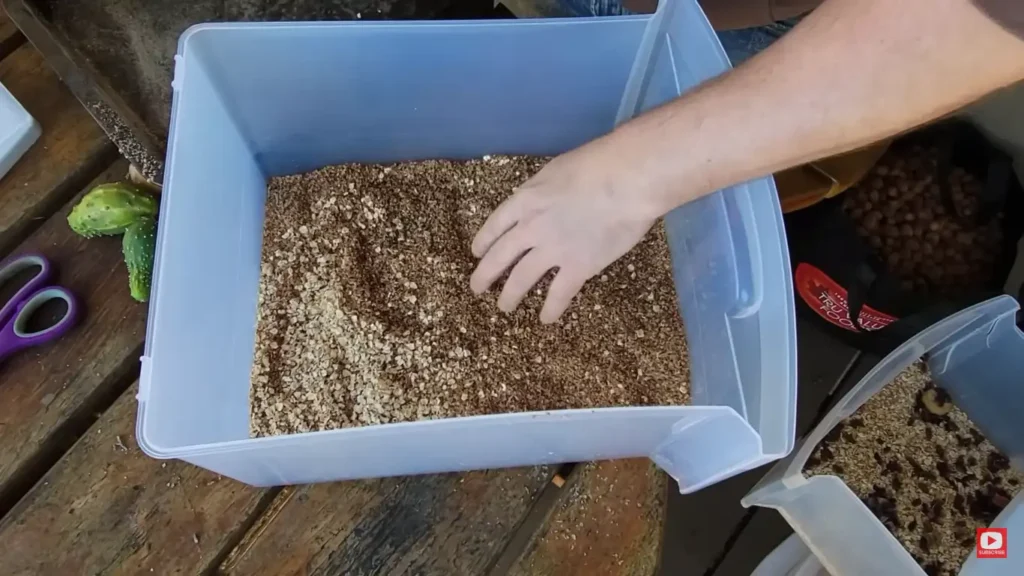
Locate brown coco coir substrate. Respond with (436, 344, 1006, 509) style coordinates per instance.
(250, 156, 691, 437)
(804, 361, 1022, 575)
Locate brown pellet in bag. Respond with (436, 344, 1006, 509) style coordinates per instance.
(804, 362, 1023, 576)
(842, 144, 1003, 298)
(250, 156, 691, 437)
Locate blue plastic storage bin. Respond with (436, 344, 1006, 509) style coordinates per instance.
(137, 0, 796, 493)
(743, 295, 1024, 575)
(0, 81, 40, 181)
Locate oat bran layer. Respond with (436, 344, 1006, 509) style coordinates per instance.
(250, 156, 691, 437)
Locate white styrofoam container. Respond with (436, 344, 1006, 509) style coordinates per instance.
(0, 80, 40, 181)
(137, 0, 798, 493)
(744, 296, 1024, 575)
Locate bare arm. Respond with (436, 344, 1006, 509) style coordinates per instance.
(471, 0, 1024, 323)
(624, 0, 1024, 215)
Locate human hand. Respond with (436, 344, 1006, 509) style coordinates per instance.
(470, 137, 661, 323)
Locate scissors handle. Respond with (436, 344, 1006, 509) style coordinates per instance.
(0, 253, 52, 328)
(0, 287, 79, 362)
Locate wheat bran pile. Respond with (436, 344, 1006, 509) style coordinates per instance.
(805, 361, 1022, 575)
(250, 156, 690, 436)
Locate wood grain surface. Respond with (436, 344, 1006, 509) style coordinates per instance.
(0, 383, 269, 575)
(221, 466, 554, 576)
(0, 7, 24, 59)
(0, 161, 146, 516)
(508, 460, 665, 576)
(0, 43, 116, 256)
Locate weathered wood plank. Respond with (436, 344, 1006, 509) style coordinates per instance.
(0, 8, 25, 60)
(0, 160, 145, 516)
(0, 43, 116, 256)
(0, 383, 270, 574)
(484, 465, 578, 575)
(659, 319, 860, 575)
(221, 466, 553, 575)
(507, 459, 665, 576)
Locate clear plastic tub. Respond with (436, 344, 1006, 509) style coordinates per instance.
(743, 295, 1024, 574)
(136, 0, 797, 493)
(0, 80, 40, 181)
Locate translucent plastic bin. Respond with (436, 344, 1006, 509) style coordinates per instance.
(137, 0, 797, 493)
(0, 80, 40, 181)
(743, 295, 1024, 575)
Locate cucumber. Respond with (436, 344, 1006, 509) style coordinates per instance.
(122, 217, 157, 302)
(68, 182, 158, 238)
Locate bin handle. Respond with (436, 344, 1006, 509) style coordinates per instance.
(725, 184, 763, 316)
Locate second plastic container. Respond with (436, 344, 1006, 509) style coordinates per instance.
(0, 80, 40, 181)
(743, 295, 1024, 575)
(137, 0, 797, 493)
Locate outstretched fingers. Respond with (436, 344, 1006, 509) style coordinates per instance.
(540, 268, 587, 324)
(498, 249, 555, 313)
(470, 224, 533, 295)
(472, 192, 527, 258)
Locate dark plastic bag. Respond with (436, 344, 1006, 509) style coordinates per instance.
(785, 121, 1024, 356)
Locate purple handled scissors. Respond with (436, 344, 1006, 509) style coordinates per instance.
(0, 253, 80, 363)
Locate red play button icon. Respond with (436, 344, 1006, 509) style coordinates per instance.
(977, 528, 1008, 559)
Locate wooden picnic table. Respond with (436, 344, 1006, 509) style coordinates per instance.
(0, 8, 874, 574)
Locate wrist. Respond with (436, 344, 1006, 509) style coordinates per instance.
(606, 112, 711, 220)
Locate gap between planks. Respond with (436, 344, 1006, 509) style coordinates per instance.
(0, 8, 26, 60)
(216, 486, 296, 573)
(486, 463, 580, 576)
(199, 488, 284, 576)
(508, 460, 667, 576)
(0, 345, 140, 519)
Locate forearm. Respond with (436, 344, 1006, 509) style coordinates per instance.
(613, 0, 1024, 216)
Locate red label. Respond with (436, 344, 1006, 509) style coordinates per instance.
(794, 263, 898, 333)
(977, 528, 1008, 558)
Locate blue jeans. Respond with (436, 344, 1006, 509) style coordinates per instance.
(555, 0, 798, 65)
(715, 20, 798, 65)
